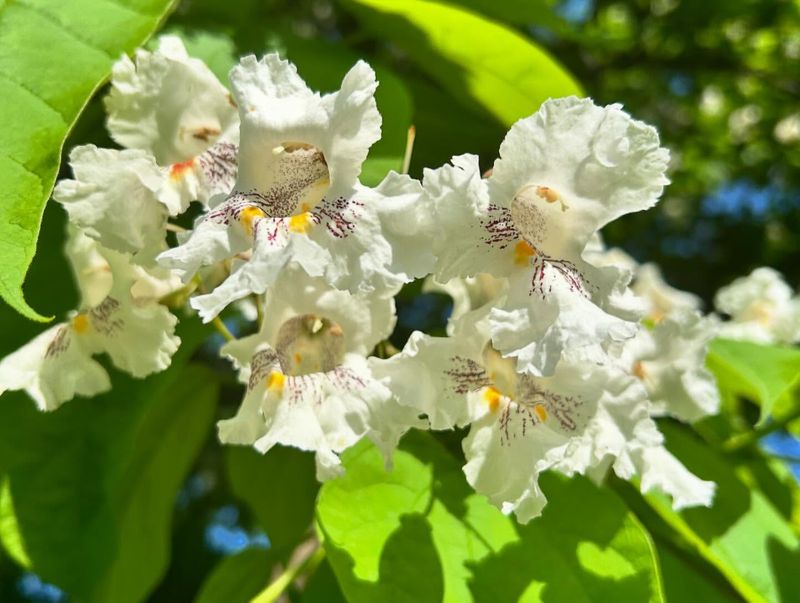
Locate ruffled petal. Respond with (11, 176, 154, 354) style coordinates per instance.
(54, 145, 168, 255)
(106, 35, 238, 166)
(0, 324, 110, 411)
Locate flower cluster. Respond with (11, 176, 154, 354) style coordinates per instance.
(6, 36, 773, 523)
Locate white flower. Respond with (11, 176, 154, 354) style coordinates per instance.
(425, 97, 670, 376)
(633, 264, 702, 323)
(160, 54, 433, 321)
(373, 306, 713, 523)
(218, 269, 422, 480)
(621, 310, 720, 422)
(53, 145, 169, 258)
(0, 232, 180, 411)
(106, 35, 239, 210)
(714, 267, 800, 344)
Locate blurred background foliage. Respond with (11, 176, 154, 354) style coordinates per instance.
(2, 0, 800, 600)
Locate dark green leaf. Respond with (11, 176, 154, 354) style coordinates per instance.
(195, 548, 275, 603)
(0, 0, 178, 320)
(0, 318, 218, 602)
(226, 445, 319, 552)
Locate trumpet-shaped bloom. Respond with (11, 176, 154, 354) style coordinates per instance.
(106, 36, 239, 209)
(218, 269, 422, 480)
(714, 267, 800, 344)
(0, 232, 180, 411)
(372, 306, 713, 523)
(160, 54, 433, 321)
(425, 98, 670, 375)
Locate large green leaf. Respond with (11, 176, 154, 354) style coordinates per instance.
(226, 445, 319, 553)
(316, 432, 663, 602)
(707, 338, 800, 425)
(448, 0, 564, 29)
(341, 0, 583, 127)
(0, 318, 218, 602)
(643, 422, 800, 603)
(0, 0, 178, 321)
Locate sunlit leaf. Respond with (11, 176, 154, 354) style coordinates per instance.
(708, 338, 800, 425)
(643, 422, 800, 603)
(316, 432, 663, 602)
(341, 0, 582, 126)
(0, 0, 178, 321)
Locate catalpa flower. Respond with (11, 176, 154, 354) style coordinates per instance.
(218, 269, 422, 480)
(619, 309, 720, 422)
(372, 305, 714, 523)
(714, 267, 800, 344)
(106, 35, 239, 211)
(53, 145, 170, 259)
(0, 231, 180, 411)
(160, 53, 433, 321)
(424, 98, 670, 375)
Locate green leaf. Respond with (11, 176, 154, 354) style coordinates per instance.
(0, 318, 218, 602)
(226, 445, 319, 552)
(0, 0, 178, 321)
(448, 0, 564, 29)
(468, 472, 664, 602)
(654, 539, 740, 603)
(316, 432, 663, 602)
(643, 422, 800, 603)
(340, 0, 583, 127)
(707, 338, 800, 425)
(195, 548, 275, 603)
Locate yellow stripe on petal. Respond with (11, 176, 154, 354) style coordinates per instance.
(288, 212, 312, 234)
(266, 371, 285, 392)
(240, 206, 266, 236)
(532, 404, 548, 422)
(514, 240, 537, 266)
(71, 314, 90, 334)
(483, 386, 502, 412)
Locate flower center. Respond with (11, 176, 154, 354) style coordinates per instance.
(742, 300, 775, 326)
(481, 343, 519, 401)
(509, 184, 568, 249)
(269, 142, 330, 218)
(274, 314, 345, 376)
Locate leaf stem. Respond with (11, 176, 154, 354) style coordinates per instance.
(250, 542, 326, 603)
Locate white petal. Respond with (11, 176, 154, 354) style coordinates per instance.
(232, 54, 380, 191)
(54, 146, 168, 255)
(490, 266, 638, 376)
(634, 444, 715, 509)
(489, 97, 669, 259)
(424, 154, 517, 281)
(106, 35, 238, 166)
(715, 267, 800, 344)
(257, 267, 397, 356)
(190, 218, 331, 321)
(0, 324, 110, 411)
